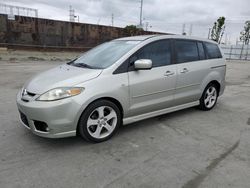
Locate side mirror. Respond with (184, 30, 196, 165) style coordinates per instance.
(134, 59, 152, 70)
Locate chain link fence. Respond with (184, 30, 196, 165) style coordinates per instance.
(220, 44, 250, 61)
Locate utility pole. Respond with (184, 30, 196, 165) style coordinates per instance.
(139, 0, 143, 28)
(182, 23, 186, 35)
(69, 5, 75, 22)
(97, 18, 101, 25)
(224, 33, 228, 45)
(189, 24, 193, 36)
(145, 21, 149, 31)
(9, 5, 13, 18)
(111, 13, 114, 27)
(208, 28, 211, 39)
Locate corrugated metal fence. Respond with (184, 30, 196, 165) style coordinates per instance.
(220, 44, 250, 61)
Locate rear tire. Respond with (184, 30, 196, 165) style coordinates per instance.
(78, 100, 121, 143)
(199, 83, 218, 111)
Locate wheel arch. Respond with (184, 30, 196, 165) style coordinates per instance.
(200, 69, 223, 98)
(76, 97, 124, 134)
(200, 80, 221, 99)
(94, 97, 124, 118)
(208, 80, 221, 93)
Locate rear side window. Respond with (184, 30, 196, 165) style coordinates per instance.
(204, 42, 222, 59)
(133, 40, 171, 67)
(197, 42, 205, 60)
(175, 40, 199, 63)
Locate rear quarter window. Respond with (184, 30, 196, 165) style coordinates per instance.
(204, 42, 222, 59)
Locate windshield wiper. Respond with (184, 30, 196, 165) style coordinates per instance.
(66, 58, 77, 65)
(73, 63, 95, 69)
(68, 59, 101, 69)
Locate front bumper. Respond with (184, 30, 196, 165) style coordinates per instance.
(16, 90, 83, 138)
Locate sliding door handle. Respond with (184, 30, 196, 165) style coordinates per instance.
(180, 68, 189, 73)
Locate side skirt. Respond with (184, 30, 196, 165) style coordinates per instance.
(123, 101, 199, 125)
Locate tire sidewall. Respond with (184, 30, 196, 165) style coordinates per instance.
(78, 100, 121, 143)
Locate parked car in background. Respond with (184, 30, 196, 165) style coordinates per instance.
(17, 35, 226, 142)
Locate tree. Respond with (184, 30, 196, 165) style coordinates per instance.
(124, 25, 143, 36)
(240, 21, 250, 45)
(210, 17, 226, 43)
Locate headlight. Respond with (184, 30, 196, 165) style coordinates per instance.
(36, 87, 84, 101)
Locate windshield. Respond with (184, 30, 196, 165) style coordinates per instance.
(71, 40, 140, 69)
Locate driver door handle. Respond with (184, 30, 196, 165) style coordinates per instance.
(180, 68, 189, 73)
(164, 70, 175, 76)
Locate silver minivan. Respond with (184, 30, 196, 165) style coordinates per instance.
(16, 35, 226, 142)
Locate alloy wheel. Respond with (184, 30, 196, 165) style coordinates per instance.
(86, 106, 117, 139)
(204, 86, 217, 108)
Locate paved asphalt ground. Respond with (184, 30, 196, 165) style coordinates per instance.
(0, 60, 250, 188)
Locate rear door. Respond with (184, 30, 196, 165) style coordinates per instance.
(174, 39, 209, 105)
(128, 39, 177, 116)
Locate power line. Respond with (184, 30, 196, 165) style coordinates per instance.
(103, 0, 136, 7)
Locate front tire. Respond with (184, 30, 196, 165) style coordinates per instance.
(78, 100, 121, 143)
(199, 83, 218, 111)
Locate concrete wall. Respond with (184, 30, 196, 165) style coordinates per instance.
(0, 14, 164, 49)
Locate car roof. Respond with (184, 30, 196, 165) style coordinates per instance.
(166, 35, 218, 43)
(115, 35, 157, 41)
(115, 34, 217, 44)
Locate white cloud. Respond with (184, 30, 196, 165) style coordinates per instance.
(1, 0, 249, 43)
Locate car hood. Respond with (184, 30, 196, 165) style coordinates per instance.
(24, 64, 102, 94)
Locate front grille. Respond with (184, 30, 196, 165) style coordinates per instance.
(19, 111, 29, 127)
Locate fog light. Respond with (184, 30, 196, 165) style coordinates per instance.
(34, 120, 49, 132)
